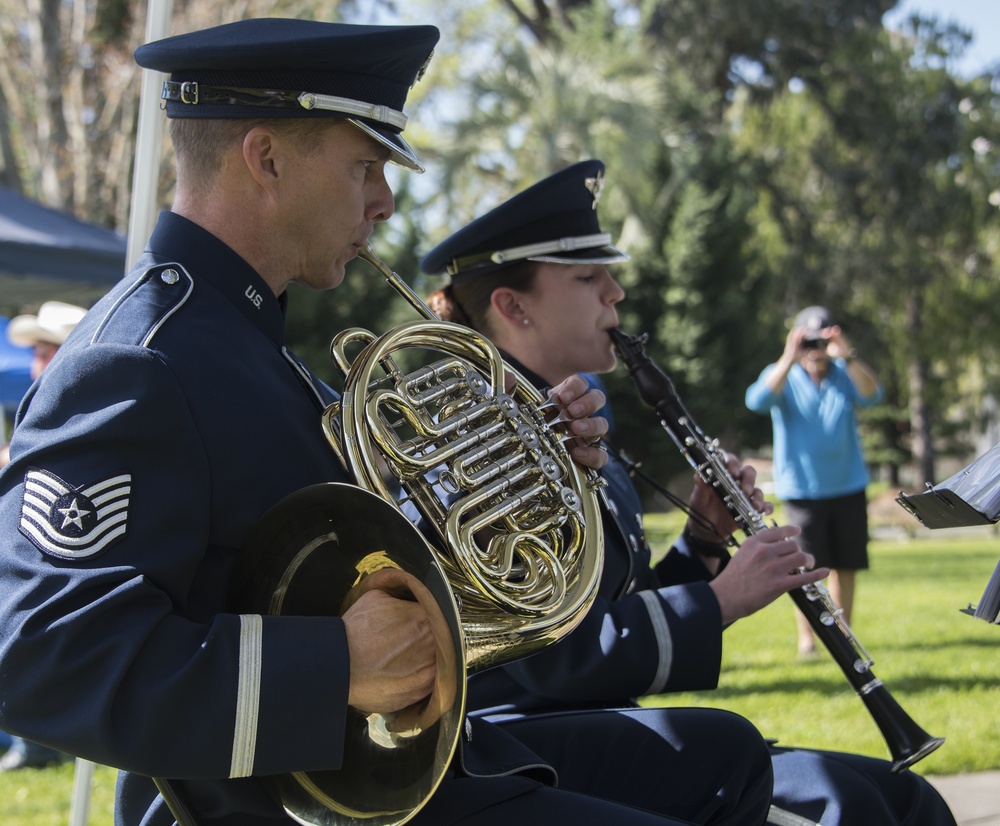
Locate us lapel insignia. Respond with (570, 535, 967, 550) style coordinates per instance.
(20, 468, 132, 560)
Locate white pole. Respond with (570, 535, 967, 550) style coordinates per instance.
(68, 759, 95, 826)
(70, 6, 175, 822)
(125, 0, 174, 270)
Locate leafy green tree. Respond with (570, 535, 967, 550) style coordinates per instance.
(404, 0, 1000, 493)
(731, 18, 1000, 487)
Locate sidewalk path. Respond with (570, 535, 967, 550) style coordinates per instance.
(927, 772, 1000, 825)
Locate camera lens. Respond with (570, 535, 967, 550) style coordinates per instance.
(802, 337, 825, 350)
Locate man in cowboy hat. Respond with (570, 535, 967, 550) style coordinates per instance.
(6, 301, 88, 382)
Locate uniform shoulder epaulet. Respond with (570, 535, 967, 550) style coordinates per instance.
(91, 263, 194, 348)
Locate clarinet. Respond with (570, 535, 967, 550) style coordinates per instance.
(609, 327, 945, 772)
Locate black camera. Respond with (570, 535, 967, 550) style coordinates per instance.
(802, 337, 826, 350)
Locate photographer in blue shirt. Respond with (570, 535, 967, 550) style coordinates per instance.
(745, 306, 883, 656)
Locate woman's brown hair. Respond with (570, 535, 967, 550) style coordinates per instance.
(427, 260, 537, 337)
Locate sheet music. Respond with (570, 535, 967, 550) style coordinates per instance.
(939, 442, 1000, 522)
(896, 442, 1000, 529)
(895, 442, 1000, 623)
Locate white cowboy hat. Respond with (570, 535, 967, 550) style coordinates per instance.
(7, 301, 87, 347)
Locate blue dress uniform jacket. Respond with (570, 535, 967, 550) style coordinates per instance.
(468, 359, 725, 718)
(0, 212, 363, 823)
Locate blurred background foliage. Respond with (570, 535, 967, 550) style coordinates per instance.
(1, 0, 998, 501)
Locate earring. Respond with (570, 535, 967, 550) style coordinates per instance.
(522, 318, 529, 326)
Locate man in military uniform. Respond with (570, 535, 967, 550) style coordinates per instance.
(0, 21, 772, 826)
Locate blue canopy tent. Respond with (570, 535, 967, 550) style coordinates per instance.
(0, 316, 33, 443)
(0, 188, 128, 431)
(0, 187, 128, 309)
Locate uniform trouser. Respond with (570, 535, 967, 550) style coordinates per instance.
(122, 707, 770, 825)
(770, 745, 957, 826)
(412, 707, 773, 825)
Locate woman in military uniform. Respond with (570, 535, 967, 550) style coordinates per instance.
(420, 159, 957, 826)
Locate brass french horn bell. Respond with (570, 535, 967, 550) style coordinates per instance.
(227, 483, 465, 826)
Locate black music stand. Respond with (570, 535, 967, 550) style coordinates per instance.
(897, 442, 1000, 623)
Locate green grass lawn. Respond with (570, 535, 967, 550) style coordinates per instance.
(0, 760, 116, 826)
(2, 519, 998, 822)
(643, 513, 1000, 778)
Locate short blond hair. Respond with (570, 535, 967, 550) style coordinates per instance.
(169, 118, 335, 192)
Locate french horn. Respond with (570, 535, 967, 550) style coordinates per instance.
(227, 245, 605, 826)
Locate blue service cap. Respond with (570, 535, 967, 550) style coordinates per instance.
(419, 160, 630, 280)
(134, 18, 439, 172)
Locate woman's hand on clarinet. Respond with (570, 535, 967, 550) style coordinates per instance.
(709, 524, 830, 625)
(686, 453, 773, 545)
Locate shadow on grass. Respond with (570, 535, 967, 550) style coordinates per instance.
(690, 669, 1000, 699)
(877, 636, 1000, 654)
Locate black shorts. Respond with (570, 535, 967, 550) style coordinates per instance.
(783, 490, 870, 571)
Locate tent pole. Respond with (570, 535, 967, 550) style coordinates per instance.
(68, 759, 95, 826)
(69, 6, 174, 825)
(125, 0, 174, 271)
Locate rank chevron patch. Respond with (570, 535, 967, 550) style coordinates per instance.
(20, 468, 131, 560)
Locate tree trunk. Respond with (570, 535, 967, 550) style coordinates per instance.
(887, 462, 900, 487)
(26, 0, 71, 206)
(906, 293, 935, 487)
(0, 81, 21, 189)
